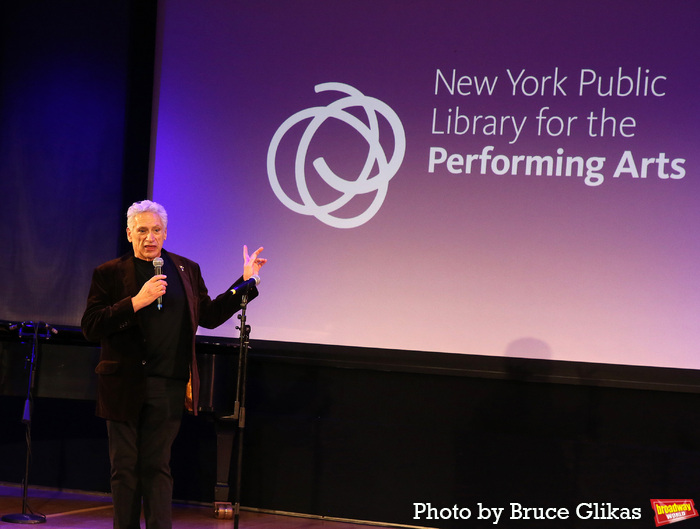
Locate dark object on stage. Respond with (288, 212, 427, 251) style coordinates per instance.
(1, 321, 54, 525)
(196, 293, 253, 528)
(196, 338, 241, 519)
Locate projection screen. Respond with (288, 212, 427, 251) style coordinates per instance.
(151, 0, 700, 369)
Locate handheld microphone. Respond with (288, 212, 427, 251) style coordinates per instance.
(152, 257, 164, 310)
(230, 275, 260, 295)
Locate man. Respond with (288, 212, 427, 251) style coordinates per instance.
(81, 200, 266, 529)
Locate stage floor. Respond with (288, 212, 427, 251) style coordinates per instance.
(0, 484, 404, 529)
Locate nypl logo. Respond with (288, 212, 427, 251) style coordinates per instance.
(267, 82, 405, 229)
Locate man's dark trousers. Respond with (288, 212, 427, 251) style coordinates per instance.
(106, 377, 187, 529)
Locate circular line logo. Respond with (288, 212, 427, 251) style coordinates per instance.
(267, 82, 406, 229)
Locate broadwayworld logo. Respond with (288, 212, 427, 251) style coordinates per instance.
(651, 499, 698, 527)
(267, 82, 405, 229)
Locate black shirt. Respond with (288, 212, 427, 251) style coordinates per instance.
(133, 252, 190, 380)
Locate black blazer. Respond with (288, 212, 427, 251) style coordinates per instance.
(81, 249, 257, 421)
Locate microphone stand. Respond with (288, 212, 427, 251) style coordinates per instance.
(2, 321, 55, 525)
(231, 293, 251, 529)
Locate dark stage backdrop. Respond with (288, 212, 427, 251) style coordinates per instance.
(0, 1, 155, 326)
(151, 1, 700, 370)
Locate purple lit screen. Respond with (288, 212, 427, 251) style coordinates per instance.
(151, 1, 700, 369)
